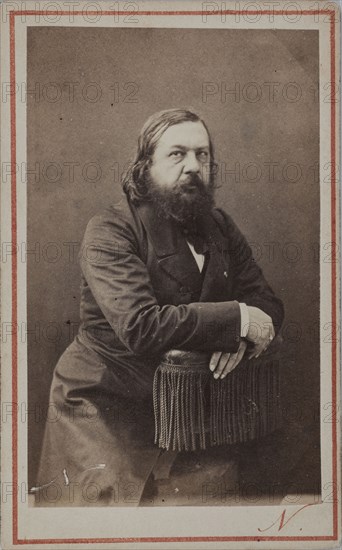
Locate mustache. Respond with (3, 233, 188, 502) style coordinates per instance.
(178, 173, 206, 191)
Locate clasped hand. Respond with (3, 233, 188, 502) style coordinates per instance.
(209, 306, 275, 380)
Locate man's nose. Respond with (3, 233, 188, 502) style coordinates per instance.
(183, 151, 200, 173)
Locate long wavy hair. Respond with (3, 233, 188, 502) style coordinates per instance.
(121, 108, 218, 204)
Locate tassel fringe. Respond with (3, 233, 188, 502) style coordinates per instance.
(153, 357, 280, 451)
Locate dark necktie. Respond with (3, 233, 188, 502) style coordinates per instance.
(179, 225, 209, 279)
(180, 226, 208, 255)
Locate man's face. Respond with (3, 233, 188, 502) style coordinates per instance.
(147, 121, 214, 223)
(149, 121, 211, 190)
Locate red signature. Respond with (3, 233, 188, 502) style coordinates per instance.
(258, 503, 316, 533)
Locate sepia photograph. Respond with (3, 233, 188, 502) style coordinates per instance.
(0, 1, 340, 548)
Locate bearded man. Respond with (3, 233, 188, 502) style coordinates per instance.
(35, 109, 284, 507)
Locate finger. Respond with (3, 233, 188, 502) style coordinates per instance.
(256, 341, 270, 358)
(261, 334, 274, 355)
(209, 351, 222, 372)
(213, 353, 231, 379)
(259, 327, 275, 356)
(267, 329, 275, 344)
(248, 344, 263, 359)
(267, 324, 275, 342)
(251, 326, 275, 358)
(221, 342, 247, 378)
(247, 345, 258, 359)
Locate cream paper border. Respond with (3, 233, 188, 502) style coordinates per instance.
(1, 1, 340, 548)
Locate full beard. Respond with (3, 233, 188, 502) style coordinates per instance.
(147, 173, 215, 230)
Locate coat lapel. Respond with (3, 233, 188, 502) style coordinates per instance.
(136, 203, 203, 292)
(136, 203, 231, 301)
(198, 213, 231, 302)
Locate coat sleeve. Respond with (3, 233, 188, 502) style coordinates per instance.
(213, 208, 285, 335)
(79, 208, 242, 355)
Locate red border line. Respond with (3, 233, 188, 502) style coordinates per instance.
(11, 536, 337, 545)
(9, 8, 339, 545)
(10, 9, 337, 16)
(329, 10, 338, 541)
(9, 10, 18, 546)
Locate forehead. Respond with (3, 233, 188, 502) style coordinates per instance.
(156, 121, 210, 151)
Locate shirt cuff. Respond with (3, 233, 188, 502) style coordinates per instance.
(239, 302, 249, 337)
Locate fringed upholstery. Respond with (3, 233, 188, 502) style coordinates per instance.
(153, 350, 280, 451)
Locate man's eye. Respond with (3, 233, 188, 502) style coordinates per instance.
(170, 151, 184, 157)
(197, 151, 209, 160)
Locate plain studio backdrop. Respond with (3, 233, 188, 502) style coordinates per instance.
(27, 27, 320, 497)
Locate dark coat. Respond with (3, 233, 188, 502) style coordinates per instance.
(35, 197, 284, 506)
